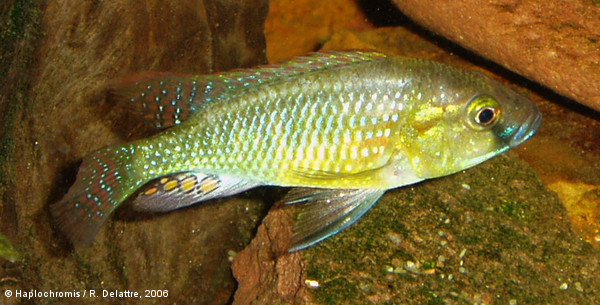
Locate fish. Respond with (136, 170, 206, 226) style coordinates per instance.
(50, 50, 542, 251)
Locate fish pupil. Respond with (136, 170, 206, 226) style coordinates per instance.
(476, 107, 496, 125)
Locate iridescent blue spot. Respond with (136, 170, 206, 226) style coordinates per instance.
(146, 85, 152, 90)
(155, 96, 161, 102)
(498, 125, 516, 138)
(161, 89, 167, 95)
(74, 202, 80, 208)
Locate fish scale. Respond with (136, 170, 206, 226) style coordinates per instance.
(52, 50, 541, 250)
(161, 67, 402, 187)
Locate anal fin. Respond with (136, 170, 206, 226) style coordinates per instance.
(132, 171, 260, 212)
(283, 188, 385, 252)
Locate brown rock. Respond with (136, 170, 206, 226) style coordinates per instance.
(0, 0, 267, 304)
(392, 0, 600, 112)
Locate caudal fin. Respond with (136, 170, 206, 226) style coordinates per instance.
(51, 146, 136, 246)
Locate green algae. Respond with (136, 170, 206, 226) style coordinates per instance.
(0, 232, 20, 263)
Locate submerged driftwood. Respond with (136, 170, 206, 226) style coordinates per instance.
(0, 1, 268, 304)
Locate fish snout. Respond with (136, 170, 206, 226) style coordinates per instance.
(509, 110, 542, 147)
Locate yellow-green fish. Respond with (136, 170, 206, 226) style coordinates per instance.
(51, 50, 541, 251)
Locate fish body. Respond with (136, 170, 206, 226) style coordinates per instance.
(51, 50, 541, 250)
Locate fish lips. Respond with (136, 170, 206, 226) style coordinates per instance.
(508, 110, 542, 147)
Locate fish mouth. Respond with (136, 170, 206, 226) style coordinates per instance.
(509, 110, 542, 147)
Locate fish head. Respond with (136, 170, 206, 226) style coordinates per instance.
(403, 70, 542, 179)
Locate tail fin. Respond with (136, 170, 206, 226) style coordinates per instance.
(51, 146, 137, 246)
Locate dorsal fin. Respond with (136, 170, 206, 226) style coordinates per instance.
(222, 49, 388, 82)
(111, 50, 388, 130)
(110, 72, 216, 129)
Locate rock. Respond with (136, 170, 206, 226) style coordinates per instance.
(0, 0, 268, 304)
(392, 0, 600, 112)
(293, 154, 598, 304)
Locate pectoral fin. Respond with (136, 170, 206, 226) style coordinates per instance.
(132, 172, 260, 212)
(283, 188, 384, 252)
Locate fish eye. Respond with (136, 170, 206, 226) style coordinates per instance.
(466, 95, 502, 130)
